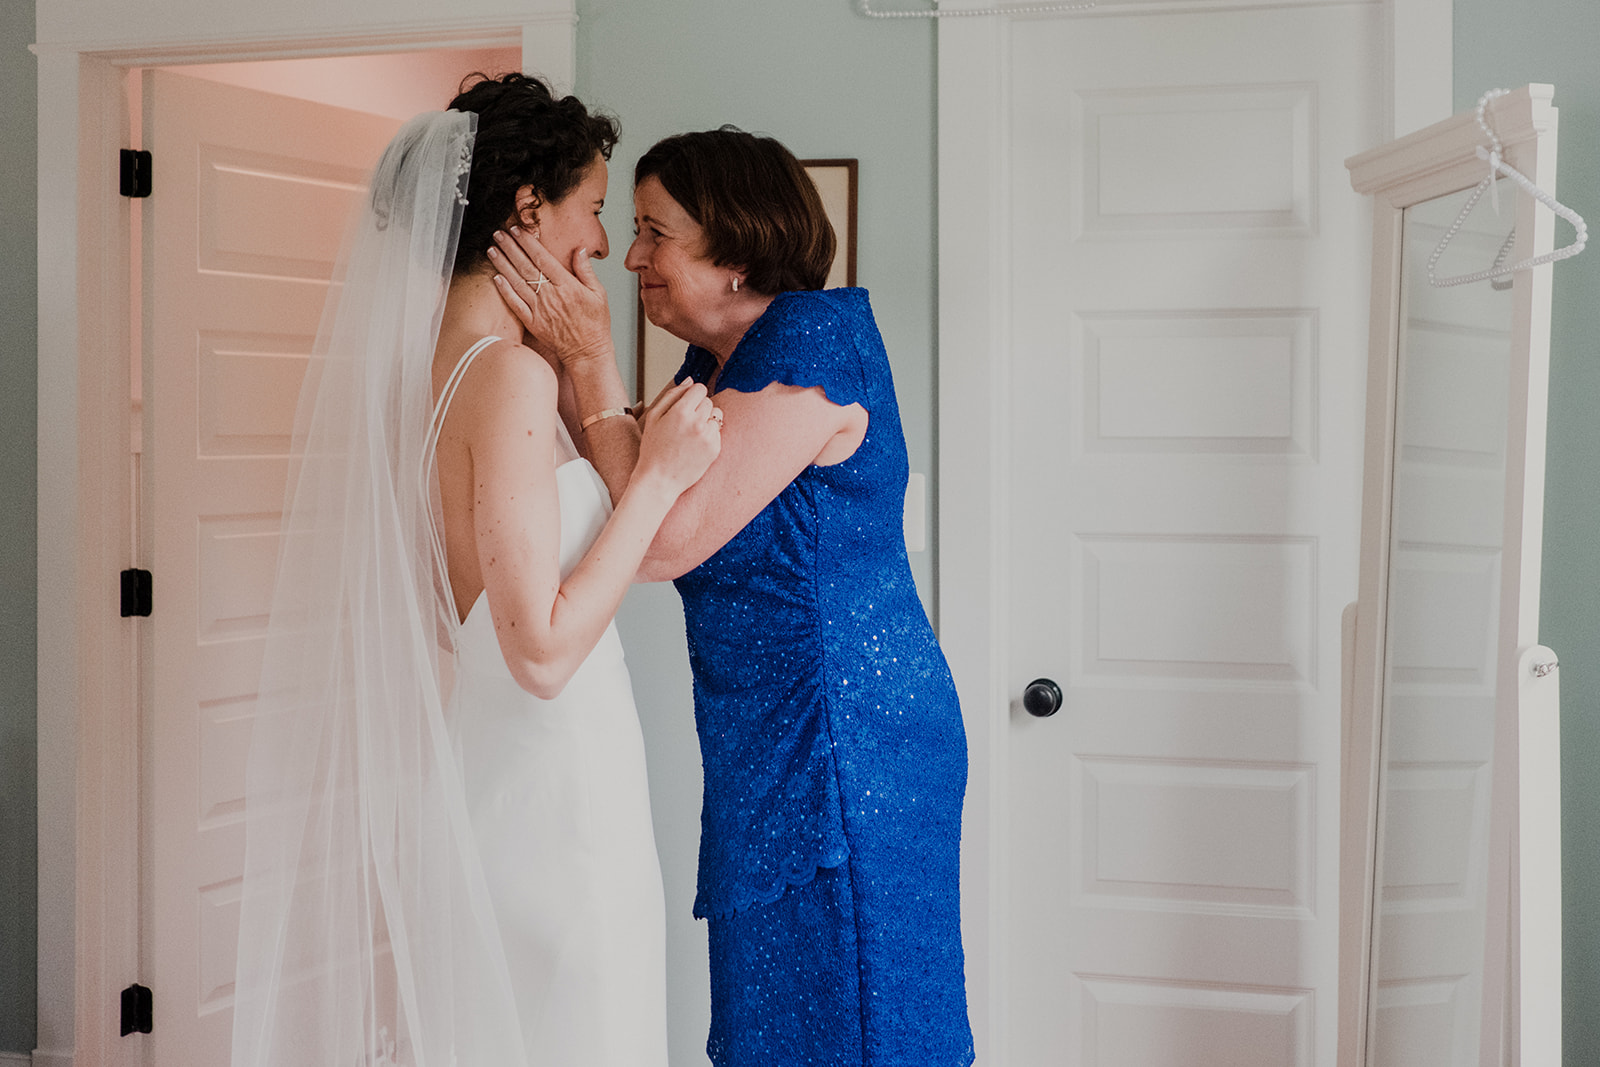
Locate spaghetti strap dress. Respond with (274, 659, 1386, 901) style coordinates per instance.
(424, 335, 670, 1066)
(672, 290, 975, 1067)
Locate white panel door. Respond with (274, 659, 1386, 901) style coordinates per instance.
(142, 68, 398, 1065)
(1001, 7, 1381, 1064)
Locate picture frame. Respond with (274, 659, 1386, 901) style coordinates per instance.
(636, 158, 859, 403)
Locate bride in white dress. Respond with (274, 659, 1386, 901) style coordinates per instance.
(230, 75, 717, 1067)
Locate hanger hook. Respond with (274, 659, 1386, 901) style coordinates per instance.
(1427, 89, 1588, 288)
(1476, 88, 1512, 214)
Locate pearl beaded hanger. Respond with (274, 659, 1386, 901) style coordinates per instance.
(1427, 88, 1588, 288)
(857, 0, 1095, 17)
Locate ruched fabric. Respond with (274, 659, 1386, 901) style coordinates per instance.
(674, 288, 974, 1067)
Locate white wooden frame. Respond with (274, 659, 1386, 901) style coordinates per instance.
(33, 7, 574, 1064)
(1338, 83, 1563, 1067)
(934, 1, 1450, 1063)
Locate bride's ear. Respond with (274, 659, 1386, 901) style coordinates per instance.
(511, 184, 543, 233)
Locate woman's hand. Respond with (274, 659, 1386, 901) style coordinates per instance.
(634, 379, 722, 497)
(489, 228, 614, 369)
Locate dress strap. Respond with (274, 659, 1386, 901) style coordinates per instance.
(427, 335, 502, 446)
(420, 335, 502, 642)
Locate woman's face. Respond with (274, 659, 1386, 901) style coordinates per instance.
(528, 153, 611, 271)
(625, 175, 731, 344)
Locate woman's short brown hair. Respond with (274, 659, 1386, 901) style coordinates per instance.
(634, 126, 835, 295)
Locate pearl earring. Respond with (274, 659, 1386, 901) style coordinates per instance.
(731, 276, 740, 293)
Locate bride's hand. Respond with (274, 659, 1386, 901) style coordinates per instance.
(489, 228, 614, 370)
(636, 380, 722, 496)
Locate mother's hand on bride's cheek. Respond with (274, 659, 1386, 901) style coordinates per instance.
(487, 227, 615, 368)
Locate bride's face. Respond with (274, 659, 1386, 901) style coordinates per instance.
(529, 153, 611, 271)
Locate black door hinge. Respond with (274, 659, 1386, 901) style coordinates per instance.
(120, 983, 152, 1035)
(120, 569, 152, 618)
(120, 149, 151, 198)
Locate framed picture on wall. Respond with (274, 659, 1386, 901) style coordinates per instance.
(636, 158, 859, 403)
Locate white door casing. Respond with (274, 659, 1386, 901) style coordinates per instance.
(938, 2, 1450, 1065)
(142, 67, 400, 1065)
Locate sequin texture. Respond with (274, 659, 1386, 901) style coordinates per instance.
(674, 289, 974, 1066)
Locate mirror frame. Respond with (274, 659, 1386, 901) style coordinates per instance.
(1339, 84, 1564, 1067)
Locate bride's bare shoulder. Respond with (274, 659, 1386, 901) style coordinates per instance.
(442, 336, 555, 399)
(436, 337, 559, 442)
(470, 337, 557, 388)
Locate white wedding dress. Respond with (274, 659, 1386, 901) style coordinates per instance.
(426, 335, 669, 1066)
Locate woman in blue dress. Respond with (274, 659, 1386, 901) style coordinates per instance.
(489, 126, 973, 1067)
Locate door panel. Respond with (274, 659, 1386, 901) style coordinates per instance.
(1003, 7, 1382, 1063)
(143, 67, 398, 1065)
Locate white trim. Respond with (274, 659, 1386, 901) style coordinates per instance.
(37, 12, 576, 1066)
(1390, 0, 1454, 138)
(31, 7, 573, 58)
(36, 45, 89, 1067)
(937, 5, 1012, 1064)
(934, 2, 1447, 1063)
(520, 20, 576, 96)
(923, 0, 1390, 16)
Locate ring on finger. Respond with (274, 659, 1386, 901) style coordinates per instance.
(528, 270, 547, 294)
(708, 408, 724, 428)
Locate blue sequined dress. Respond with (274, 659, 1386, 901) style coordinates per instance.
(673, 288, 974, 1067)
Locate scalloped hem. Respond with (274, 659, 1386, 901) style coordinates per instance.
(710, 1047, 975, 1067)
(692, 844, 851, 920)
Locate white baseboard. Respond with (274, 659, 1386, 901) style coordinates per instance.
(0, 1053, 36, 1067)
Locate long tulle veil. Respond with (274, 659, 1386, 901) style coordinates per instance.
(229, 109, 527, 1067)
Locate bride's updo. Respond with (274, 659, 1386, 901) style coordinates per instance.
(448, 72, 619, 276)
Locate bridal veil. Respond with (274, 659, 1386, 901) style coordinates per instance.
(229, 109, 527, 1067)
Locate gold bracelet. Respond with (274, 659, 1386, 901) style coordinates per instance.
(579, 407, 631, 432)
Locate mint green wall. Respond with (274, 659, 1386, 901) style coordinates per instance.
(1, 0, 37, 1055)
(573, 3, 935, 1060)
(1453, 3, 1600, 1059)
(573, 0, 938, 568)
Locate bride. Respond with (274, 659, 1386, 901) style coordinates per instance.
(229, 74, 718, 1067)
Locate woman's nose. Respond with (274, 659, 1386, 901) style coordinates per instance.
(624, 235, 647, 273)
(592, 223, 610, 261)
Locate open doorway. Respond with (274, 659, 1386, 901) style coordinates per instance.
(128, 46, 515, 1066)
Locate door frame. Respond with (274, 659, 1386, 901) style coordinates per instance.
(35, 10, 574, 1066)
(933, 2, 1452, 1062)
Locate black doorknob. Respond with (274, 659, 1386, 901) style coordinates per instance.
(1023, 678, 1063, 718)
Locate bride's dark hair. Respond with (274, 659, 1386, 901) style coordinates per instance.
(448, 72, 619, 276)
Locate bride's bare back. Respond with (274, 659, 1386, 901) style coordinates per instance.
(430, 303, 559, 625)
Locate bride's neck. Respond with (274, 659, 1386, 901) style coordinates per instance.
(442, 268, 523, 342)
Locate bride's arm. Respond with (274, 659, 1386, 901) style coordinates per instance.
(461, 343, 717, 698)
(637, 382, 866, 582)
